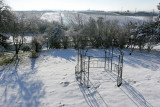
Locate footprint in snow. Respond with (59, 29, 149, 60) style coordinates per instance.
(64, 74, 67, 76)
(59, 103, 65, 107)
(125, 80, 136, 85)
(60, 82, 70, 87)
(145, 75, 151, 80)
(50, 91, 55, 93)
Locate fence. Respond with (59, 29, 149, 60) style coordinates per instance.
(75, 49, 123, 88)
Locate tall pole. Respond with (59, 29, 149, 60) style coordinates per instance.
(80, 54, 82, 84)
(87, 56, 90, 88)
(117, 55, 121, 86)
(105, 50, 106, 70)
(111, 39, 114, 71)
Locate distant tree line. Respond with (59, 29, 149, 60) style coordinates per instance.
(0, 0, 160, 57)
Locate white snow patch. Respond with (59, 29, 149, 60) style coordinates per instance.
(0, 49, 160, 107)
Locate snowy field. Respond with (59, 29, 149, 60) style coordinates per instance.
(41, 12, 151, 25)
(0, 49, 160, 107)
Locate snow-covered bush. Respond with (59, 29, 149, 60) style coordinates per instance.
(32, 36, 42, 52)
(129, 2, 160, 51)
(130, 22, 158, 51)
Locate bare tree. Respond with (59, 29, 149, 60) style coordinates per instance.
(10, 14, 27, 58)
(12, 22, 25, 55)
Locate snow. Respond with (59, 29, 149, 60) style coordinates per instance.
(41, 12, 64, 22)
(127, 16, 156, 22)
(153, 44, 160, 51)
(7, 36, 33, 44)
(0, 49, 160, 107)
(40, 12, 150, 25)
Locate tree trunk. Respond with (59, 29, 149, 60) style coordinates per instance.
(16, 50, 18, 54)
(15, 45, 18, 54)
(15, 45, 19, 59)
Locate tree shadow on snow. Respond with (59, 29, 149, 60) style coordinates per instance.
(31, 52, 41, 70)
(0, 54, 17, 76)
(0, 58, 45, 107)
(78, 79, 108, 107)
(106, 71, 153, 107)
(87, 49, 106, 57)
(51, 49, 76, 61)
(31, 57, 37, 70)
(113, 49, 160, 71)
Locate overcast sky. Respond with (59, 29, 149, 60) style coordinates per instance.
(5, 0, 159, 12)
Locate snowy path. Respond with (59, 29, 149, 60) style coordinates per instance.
(0, 49, 160, 107)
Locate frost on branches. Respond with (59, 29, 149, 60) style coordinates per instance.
(129, 3, 160, 51)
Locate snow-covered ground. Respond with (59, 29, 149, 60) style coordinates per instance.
(0, 49, 160, 107)
(41, 12, 151, 25)
(153, 44, 160, 51)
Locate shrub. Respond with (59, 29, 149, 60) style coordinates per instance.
(32, 37, 42, 52)
(31, 50, 37, 58)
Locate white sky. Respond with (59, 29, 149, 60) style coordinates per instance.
(5, 0, 160, 12)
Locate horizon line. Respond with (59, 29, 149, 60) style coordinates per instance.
(12, 9, 159, 13)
